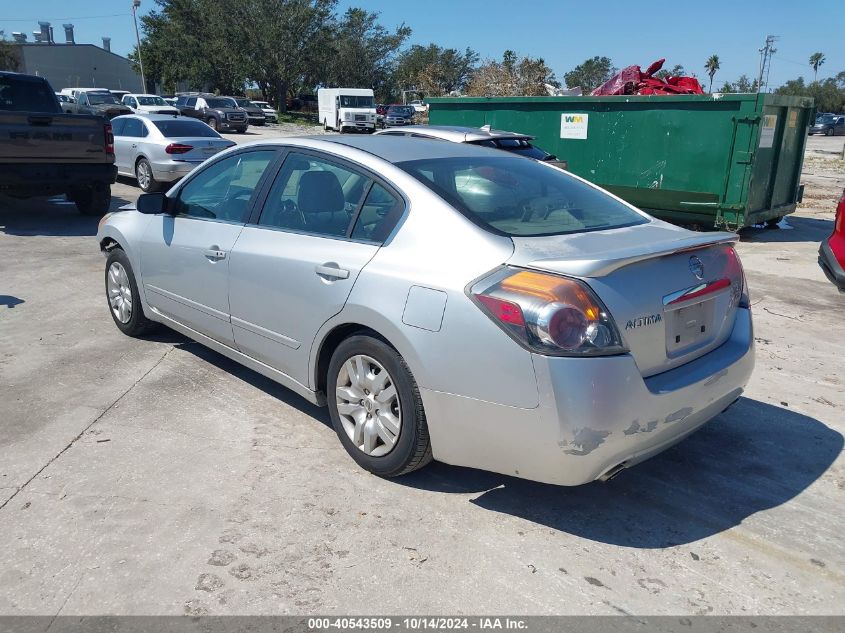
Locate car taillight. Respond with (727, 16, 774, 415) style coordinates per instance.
(165, 143, 193, 154)
(104, 123, 114, 155)
(836, 189, 845, 235)
(469, 267, 626, 356)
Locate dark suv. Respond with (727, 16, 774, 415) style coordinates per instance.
(174, 94, 248, 133)
(232, 97, 266, 126)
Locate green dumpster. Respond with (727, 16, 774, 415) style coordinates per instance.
(427, 94, 815, 230)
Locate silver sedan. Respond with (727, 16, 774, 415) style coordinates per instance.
(111, 114, 235, 192)
(96, 136, 754, 486)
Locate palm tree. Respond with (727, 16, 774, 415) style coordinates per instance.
(809, 52, 825, 82)
(705, 54, 720, 92)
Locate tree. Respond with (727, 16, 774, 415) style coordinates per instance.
(465, 51, 557, 97)
(654, 64, 685, 80)
(0, 32, 21, 72)
(563, 56, 615, 93)
(322, 8, 411, 99)
(809, 52, 825, 83)
(394, 44, 478, 98)
(704, 54, 720, 92)
(719, 74, 759, 94)
(775, 76, 845, 113)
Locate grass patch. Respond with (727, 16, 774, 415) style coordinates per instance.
(275, 111, 319, 125)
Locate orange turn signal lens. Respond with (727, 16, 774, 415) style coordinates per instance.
(501, 270, 601, 320)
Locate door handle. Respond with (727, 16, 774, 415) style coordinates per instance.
(203, 248, 227, 261)
(315, 264, 349, 279)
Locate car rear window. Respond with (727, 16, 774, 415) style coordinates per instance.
(0, 76, 59, 113)
(153, 119, 219, 138)
(397, 155, 647, 237)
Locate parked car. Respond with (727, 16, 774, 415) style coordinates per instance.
(408, 99, 427, 113)
(384, 105, 415, 126)
(233, 97, 267, 126)
(111, 114, 235, 192)
(55, 92, 74, 113)
(163, 97, 178, 106)
(375, 104, 388, 126)
(809, 114, 845, 136)
(1, 71, 116, 215)
(71, 89, 133, 119)
(298, 94, 318, 112)
(97, 136, 754, 486)
(375, 125, 564, 166)
(174, 94, 248, 133)
(819, 188, 845, 292)
(121, 93, 180, 116)
(252, 100, 278, 123)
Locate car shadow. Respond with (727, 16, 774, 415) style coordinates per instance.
(0, 295, 25, 309)
(172, 339, 332, 428)
(394, 397, 841, 548)
(0, 193, 133, 237)
(739, 215, 832, 244)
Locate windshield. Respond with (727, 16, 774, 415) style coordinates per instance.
(87, 92, 119, 105)
(339, 95, 375, 108)
(137, 96, 168, 106)
(388, 106, 413, 116)
(153, 119, 221, 138)
(816, 115, 835, 124)
(397, 155, 647, 237)
(235, 99, 254, 108)
(207, 97, 237, 108)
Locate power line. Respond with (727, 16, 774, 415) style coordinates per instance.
(0, 14, 130, 22)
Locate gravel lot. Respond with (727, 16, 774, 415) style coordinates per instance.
(1, 125, 843, 615)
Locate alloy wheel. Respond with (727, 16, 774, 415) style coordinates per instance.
(136, 160, 151, 191)
(335, 354, 401, 457)
(107, 262, 133, 324)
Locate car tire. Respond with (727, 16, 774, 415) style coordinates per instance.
(825, 128, 833, 136)
(207, 117, 218, 131)
(71, 185, 111, 216)
(135, 158, 160, 193)
(327, 335, 432, 478)
(324, 119, 329, 131)
(104, 248, 156, 337)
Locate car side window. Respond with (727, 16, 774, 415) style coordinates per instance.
(258, 152, 368, 238)
(122, 118, 143, 138)
(351, 183, 403, 242)
(173, 150, 276, 222)
(111, 118, 127, 136)
(77, 93, 88, 106)
(187, 97, 197, 107)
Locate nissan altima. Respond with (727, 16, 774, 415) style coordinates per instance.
(96, 136, 755, 485)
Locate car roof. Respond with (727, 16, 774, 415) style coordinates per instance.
(319, 134, 510, 163)
(114, 113, 188, 121)
(377, 125, 533, 143)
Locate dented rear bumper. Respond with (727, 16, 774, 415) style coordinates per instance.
(421, 308, 754, 486)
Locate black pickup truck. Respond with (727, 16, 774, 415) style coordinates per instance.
(0, 71, 117, 215)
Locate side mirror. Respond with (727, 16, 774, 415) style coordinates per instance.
(137, 192, 167, 215)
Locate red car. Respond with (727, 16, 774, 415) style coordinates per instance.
(819, 188, 845, 292)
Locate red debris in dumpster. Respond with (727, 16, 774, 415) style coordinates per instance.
(591, 59, 704, 96)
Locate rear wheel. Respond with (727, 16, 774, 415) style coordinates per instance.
(327, 335, 432, 477)
(104, 248, 156, 337)
(135, 158, 160, 193)
(70, 185, 111, 215)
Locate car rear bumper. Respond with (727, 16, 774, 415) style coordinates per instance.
(422, 307, 754, 486)
(150, 160, 202, 182)
(819, 239, 845, 292)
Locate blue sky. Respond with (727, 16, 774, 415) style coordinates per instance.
(2, 0, 841, 89)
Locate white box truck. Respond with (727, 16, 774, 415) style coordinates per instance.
(318, 88, 377, 133)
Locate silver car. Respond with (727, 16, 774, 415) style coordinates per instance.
(96, 136, 755, 486)
(112, 114, 236, 192)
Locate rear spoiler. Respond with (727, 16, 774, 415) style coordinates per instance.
(527, 232, 737, 278)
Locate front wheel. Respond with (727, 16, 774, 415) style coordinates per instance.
(135, 158, 160, 193)
(825, 128, 833, 136)
(104, 249, 156, 337)
(207, 117, 218, 131)
(327, 335, 432, 477)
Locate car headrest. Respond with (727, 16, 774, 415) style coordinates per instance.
(298, 171, 344, 214)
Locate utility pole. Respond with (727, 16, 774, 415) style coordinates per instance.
(756, 35, 778, 93)
(131, 0, 147, 92)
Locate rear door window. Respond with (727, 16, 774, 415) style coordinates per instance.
(351, 183, 403, 242)
(121, 118, 144, 138)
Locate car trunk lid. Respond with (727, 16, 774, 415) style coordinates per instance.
(508, 221, 743, 376)
(166, 137, 233, 162)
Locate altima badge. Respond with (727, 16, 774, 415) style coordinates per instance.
(625, 314, 662, 330)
